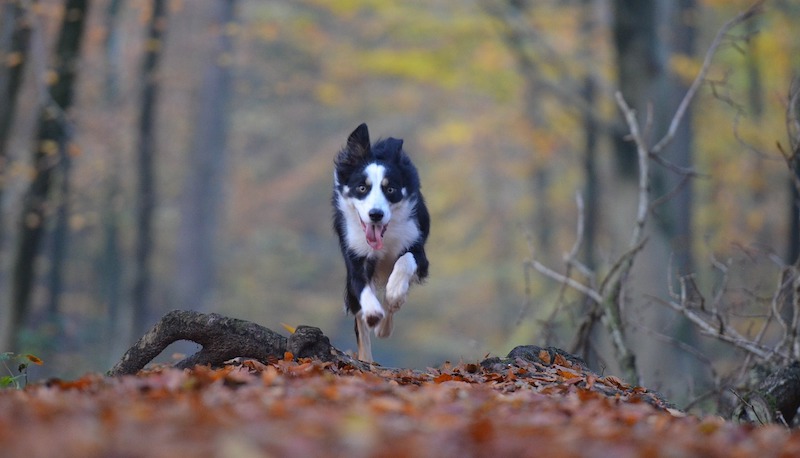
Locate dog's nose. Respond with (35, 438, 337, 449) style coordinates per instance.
(368, 209, 384, 222)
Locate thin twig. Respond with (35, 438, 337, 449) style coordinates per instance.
(527, 258, 603, 304)
(651, 0, 766, 155)
(656, 295, 780, 361)
(614, 92, 650, 250)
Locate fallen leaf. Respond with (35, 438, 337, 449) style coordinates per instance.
(25, 354, 44, 365)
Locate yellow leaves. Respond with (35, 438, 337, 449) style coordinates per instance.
(670, 53, 702, 86)
(700, 0, 756, 9)
(5, 52, 23, 68)
(358, 48, 459, 88)
(39, 140, 59, 156)
(314, 82, 343, 106)
(281, 323, 297, 334)
(144, 38, 162, 53)
(421, 120, 474, 150)
(44, 69, 58, 86)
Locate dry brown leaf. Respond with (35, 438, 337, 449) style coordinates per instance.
(553, 353, 569, 367)
(538, 350, 552, 365)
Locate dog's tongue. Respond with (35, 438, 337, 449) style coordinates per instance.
(365, 223, 385, 250)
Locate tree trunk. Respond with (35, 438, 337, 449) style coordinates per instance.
(132, 0, 168, 338)
(0, 0, 34, 351)
(10, 0, 88, 351)
(0, 0, 32, 194)
(787, 76, 800, 265)
(101, 0, 125, 361)
(657, 0, 697, 277)
(175, 0, 236, 313)
(612, 0, 666, 178)
(45, 143, 71, 322)
(571, 0, 602, 367)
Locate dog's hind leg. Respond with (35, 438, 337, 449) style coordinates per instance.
(375, 311, 394, 338)
(355, 315, 373, 362)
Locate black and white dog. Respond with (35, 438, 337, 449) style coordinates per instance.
(332, 123, 430, 363)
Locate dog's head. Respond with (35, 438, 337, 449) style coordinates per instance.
(334, 123, 418, 250)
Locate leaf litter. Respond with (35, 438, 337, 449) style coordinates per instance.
(1, 355, 799, 457)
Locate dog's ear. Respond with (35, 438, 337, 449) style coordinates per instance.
(383, 138, 404, 159)
(347, 123, 371, 158)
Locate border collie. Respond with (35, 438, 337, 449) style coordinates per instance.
(332, 123, 430, 363)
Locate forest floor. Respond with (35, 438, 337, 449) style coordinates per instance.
(1, 352, 799, 457)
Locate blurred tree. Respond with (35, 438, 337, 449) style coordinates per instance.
(175, 0, 237, 313)
(780, 2, 800, 265)
(0, 0, 34, 350)
(132, 0, 168, 338)
(100, 0, 124, 350)
(579, 0, 600, 274)
(659, 0, 697, 276)
(612, 0, 667, 175)
(10, 0, 88, 351)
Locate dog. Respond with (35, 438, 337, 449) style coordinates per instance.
(332, 123, 430, 363)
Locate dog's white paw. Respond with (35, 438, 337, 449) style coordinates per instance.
(359, 286, 385, 328)
(386, 253, 416, 312)
(385, 279, 408, 312)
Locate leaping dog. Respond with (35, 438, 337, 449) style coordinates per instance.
(332, 123, 430, 363)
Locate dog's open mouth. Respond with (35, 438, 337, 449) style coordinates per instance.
(361, 221, 388, 250)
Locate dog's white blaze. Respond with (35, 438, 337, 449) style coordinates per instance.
(352, 164, 391, 224)
(337, 166, 420, 260)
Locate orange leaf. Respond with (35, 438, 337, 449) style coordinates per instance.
(283, 352, 294, 361)
(601, 375, 628, 389)
(556, 368, 580, 379)
(25, 354, 43, 365)
(553, 353, 569, 367)
(538, 350, 551, 365)
(433, 373, 454, 384)
(288, 362, 313, 375)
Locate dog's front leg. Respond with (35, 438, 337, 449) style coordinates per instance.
(385, 252, 417, 313)
(359, 285, 385, 327)
(357, 286, 384, 362)
(378, 253, 416, 339)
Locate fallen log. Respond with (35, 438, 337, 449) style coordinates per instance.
(109, 310, 368, 376)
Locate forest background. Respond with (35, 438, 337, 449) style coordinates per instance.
(1, 0, 799, 413)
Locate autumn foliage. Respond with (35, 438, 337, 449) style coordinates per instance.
(2, 354, 799, 457)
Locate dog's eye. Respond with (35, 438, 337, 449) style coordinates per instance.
(356, 185, 368, 193)
(385, 187, 395, 194)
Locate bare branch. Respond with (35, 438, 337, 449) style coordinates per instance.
(651, 0, 766, 155)
(614, 92, 650, 250)
(655, 291, 783, 361)
(526, 258, 603, 304)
